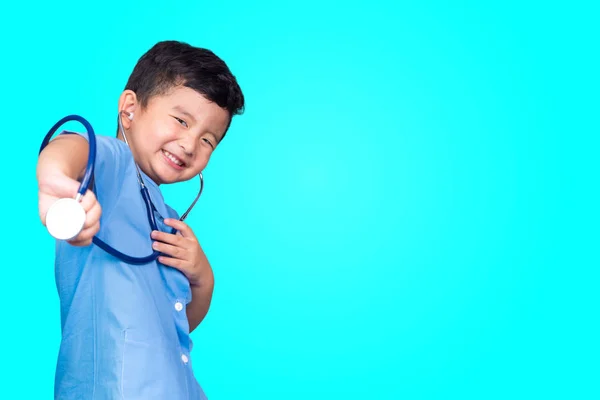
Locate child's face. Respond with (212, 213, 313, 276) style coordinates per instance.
(123, 86, 231, 185)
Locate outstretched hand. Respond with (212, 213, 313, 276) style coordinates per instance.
(38, 171, 102, 246)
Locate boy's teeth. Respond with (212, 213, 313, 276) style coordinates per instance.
(163, 150, 183, 166)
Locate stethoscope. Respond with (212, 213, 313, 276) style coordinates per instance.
(39, 113, 203, 264)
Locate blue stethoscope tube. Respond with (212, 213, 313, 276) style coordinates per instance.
(39, 114, 195, 265)
(40, 115, 97, 200)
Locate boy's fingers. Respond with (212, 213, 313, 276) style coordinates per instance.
(68, 239, 91, 247)
(151, 230, 183, 246)
(152, 241, 187, 260)
(83, 202, 102, 229)
(67, 237, 91, 247)
(78, 223, 99, 243)
(80, 190, 98, 213)
(68, 221, 100, 246)
(163, 219, 195, 238)
(158, 255, 186, 272)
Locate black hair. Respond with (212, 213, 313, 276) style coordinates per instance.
(122, 40, 245, 138)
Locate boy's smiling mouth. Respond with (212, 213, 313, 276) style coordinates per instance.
(161, 149, 186, 170)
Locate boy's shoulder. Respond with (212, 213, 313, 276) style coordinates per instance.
(61, 130, 129, 160)
(97, 134, 129, 156)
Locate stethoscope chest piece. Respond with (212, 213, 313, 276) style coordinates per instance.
(46, 198, 86, 241)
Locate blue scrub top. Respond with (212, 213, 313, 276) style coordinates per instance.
(53, 131, 208, 399)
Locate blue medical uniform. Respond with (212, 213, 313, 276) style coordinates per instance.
(53, 131, 207, 399)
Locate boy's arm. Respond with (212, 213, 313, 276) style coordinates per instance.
(37, 134, 89, 181)
(187, 266, 215, 332)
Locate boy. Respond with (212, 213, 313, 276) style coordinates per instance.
(36, 40, 244, 399)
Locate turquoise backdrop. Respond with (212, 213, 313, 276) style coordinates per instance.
(0, 1, 598, 399)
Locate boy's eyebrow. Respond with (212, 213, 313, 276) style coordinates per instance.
(173, 105, 196, 123)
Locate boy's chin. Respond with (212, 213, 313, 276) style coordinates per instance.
(157, 171, 194, 185)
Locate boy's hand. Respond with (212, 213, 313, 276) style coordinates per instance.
(38, 172, 102, 246)
(152, 219, 211, 287)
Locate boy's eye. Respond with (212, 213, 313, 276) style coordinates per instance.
(202, 138, 215, 149)
(174, 117, 188, 128)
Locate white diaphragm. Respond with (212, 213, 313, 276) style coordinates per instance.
(45, 198, 86, 241)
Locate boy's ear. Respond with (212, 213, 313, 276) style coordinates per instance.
(118, 90, 138, 129)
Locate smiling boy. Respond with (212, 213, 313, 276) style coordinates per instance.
(36, 40, 244, 399)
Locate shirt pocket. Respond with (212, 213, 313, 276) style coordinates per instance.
(120, 330, 189, 400)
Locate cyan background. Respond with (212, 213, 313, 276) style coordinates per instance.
(0, 1, 598, 399)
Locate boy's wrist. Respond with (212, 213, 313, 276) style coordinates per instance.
(190, 266, 214, 289)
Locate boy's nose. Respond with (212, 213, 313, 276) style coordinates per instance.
(180, 144, 193, 156)
(178, 140, 195, 157)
